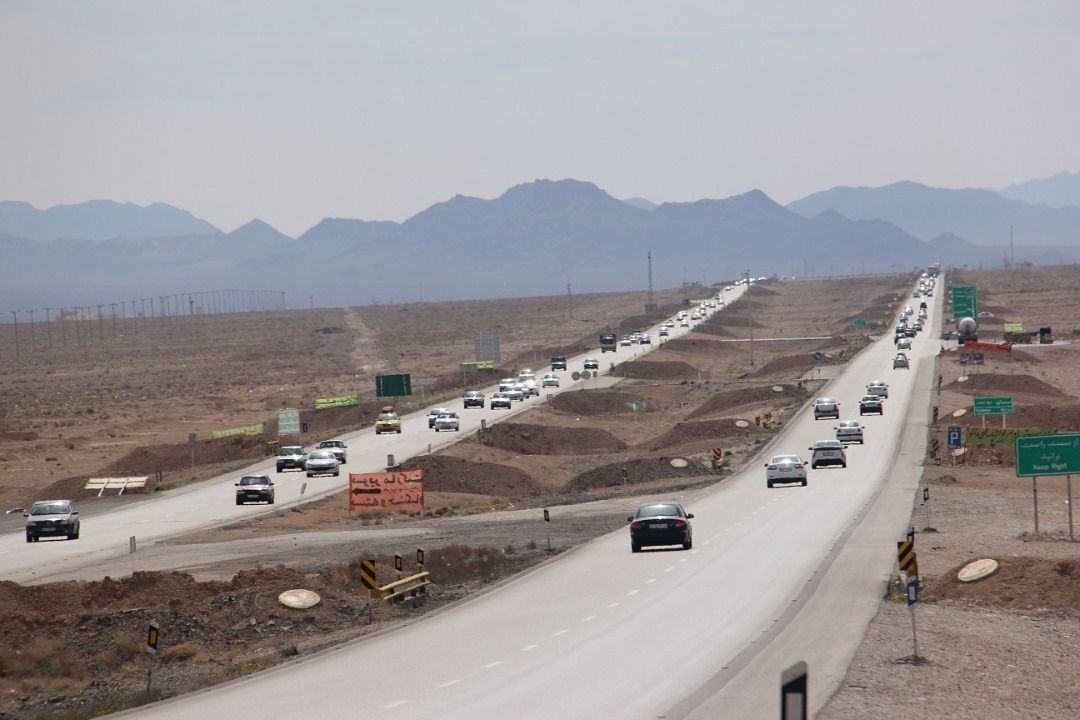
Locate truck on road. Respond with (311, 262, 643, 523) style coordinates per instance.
(600, 333, 617, 353)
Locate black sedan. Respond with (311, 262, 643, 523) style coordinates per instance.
(235, 475, 275, 505)
(627, 502, 694, 552)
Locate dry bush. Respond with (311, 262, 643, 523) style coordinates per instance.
(426, 545, 511, 584)
(0, 637, 83, 679)
(160, 642, 205, 663)
(96, 632, 144, 670)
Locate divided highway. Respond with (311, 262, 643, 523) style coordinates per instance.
(0, 285, 743, 585)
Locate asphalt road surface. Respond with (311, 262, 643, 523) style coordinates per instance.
(100, 286, 941, 719)
(0, 287, 741, 585)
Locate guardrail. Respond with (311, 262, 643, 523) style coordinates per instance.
(372, 571, 430, 605)
(84, 476, 149, 496)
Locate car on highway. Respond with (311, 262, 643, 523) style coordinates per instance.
(276, 445, 307, 472)
(235, 475, 275, 505)
(765, 455, 808, 488)
(809, 440, 848, 469)
(627, 502, 694, 552)
(305, 449, 340, 477)
(620, 336, 633, 346)
(550, 356, 568, 371)
(859, 395, 884, 415)
(520, 379, 540, 397)
(893, 353, 910, 369)
(463, 390, 485, 409)
(518, 368, 536, 381)
(490, 392, 512, 409)
(541, 373, 560, 388)
(658, 327, 669, 337)
(433, 411, 460, 432)
(503, 383, 525, 401)
(317, 440, 347, 463)
(866, 381, 889, 398)
(425, 405, 451, 427)
(813, 398, 839, 420)
(640, 334, 651, 345)
(834, 420, 864, 444)
(24, 499, 79, 542)
(896, 337, 912, 350)
(375, 411, 402, 434)
(583, 358, 599, 370)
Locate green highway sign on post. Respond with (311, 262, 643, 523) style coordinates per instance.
(1015, 433, 1080, 477)
(376, 374, 413, 397)
(973, 395, 1014, 415)
(951, 285, 977, 320)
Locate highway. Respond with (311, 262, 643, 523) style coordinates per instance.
(96, 284, 940, 719)
(0, 286, 742, 585)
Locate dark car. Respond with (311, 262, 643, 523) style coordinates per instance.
(627, 502, 694, 552)
(235, 475, 275, 505)
(859, 395, 884, 415)
(276, 445, 307, 472)
(24, 499, 80, 542)
(551, 355, 568, 371)
(463, 390, 485, 408)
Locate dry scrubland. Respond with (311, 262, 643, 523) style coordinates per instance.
(16, 268, 1080, 719)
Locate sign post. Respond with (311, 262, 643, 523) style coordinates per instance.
(1015, 433, 1080, 537)
(780, 661, 808, 720)
(922, 487, 932, 532)
(973, 395, 1014, 429)
(543, 508, 551, 551)
(906, 578, 920, 661)
(146, 621, 159, 693)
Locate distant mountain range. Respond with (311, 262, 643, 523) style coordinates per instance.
(3, 176, 1079, 312)
(1000, 170, 1080, 209)
(788, 180, 1080, 247)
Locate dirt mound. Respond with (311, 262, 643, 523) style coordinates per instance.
(947, 373, 1066, 397)
(661, 337, 738, 353)
(400, 454, 541, 496)
(688, 384, 804, 418)
(611, 360, 700, 380)
(565, 457, 713, 492)
(486, 422, 626, 456)
(746, 284, 779, 296)
(956, 402, 1080, 433)
(103, 433, 269, 477)
(691, 323, 736, 337)
(926, 557, 1080, 611)
(550, 390, 658, 416)
(644, 419, 764, 451)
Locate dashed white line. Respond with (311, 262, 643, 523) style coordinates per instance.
(521, 644, 538, 652)
(628, 589, 639, 596)
(679, 558, 689, 563)
(438, 679, 461, 688)
(383, 700, 408, 709)
(703, 540, 712, 546)
(553, 629, 568, 637)
(663, 566, 675, 573)
(646, 578, 658, 584)
(607, 601, 621, 609)
(582, 615, 596, 623)
(483, 661, 502, 669)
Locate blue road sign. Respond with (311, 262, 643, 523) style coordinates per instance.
(947, 425, 962, 450)
(906, 578, 918, 607)
(812, 351, 824, 362)
(870, 322, 879, 331)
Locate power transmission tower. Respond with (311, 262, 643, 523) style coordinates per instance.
(647, 251, 654, 313)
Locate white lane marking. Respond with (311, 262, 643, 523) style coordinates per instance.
(607, 602, 621, 609)
(703, 540, 712, 546)
(679, 558, 689, 563)
(646, 577, 657, 584)
(383, 700, 408, 709)
(484, 661, 503, 669)
(582, 615, 596, 623)
(628, 589, 639, 596)
(521, 644, 538, 652)
(553, 629, 568, 637)
(690, 550, 699, 555)
(438, 679, 461, 688)
(663, 566, 675, 573)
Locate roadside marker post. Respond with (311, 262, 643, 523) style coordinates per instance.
(360, 560, 377, 623)
(543, 508, 551, 551)
(146, 621, 159, 693)
(906, 578, 921, 661)
(922, 487, 932, 531)
(394, 554, 403, 580)
(780, 661, 808, 720)
(130, 535, 137, 576)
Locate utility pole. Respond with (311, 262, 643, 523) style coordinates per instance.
(746, 269, 754, 367)
(28, 309, 35, 351)
(10, 310, 18, 359)
(44, 307, 52, 349)
(647, 251, 654, 312)
(1010, 225, 1014, 267)
(566, 283, 573, 320)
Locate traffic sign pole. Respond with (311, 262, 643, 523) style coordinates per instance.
(1068, 475, 1074, 542)
(907, 579, 919, 661)
(1033, 476, 1040, 535)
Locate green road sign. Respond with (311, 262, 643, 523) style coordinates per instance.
(1003, 322, 1024, 333)
(952, 285, 977, 320)
(211, 423, 264, 439)
(973, 395, 1014, 415)
(277, 409, 300, 435)
(1015, 433, 1080, 477)
(376, 374, 413, 397)
(852, 318, 867, 328)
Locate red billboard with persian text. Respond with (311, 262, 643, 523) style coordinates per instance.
(349, 469, 424, 513)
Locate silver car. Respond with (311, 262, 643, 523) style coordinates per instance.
(765, 455, 808, 488)
(25, 499, 80, 542)
(834, 420, 865, 444)
(433, 412, 460, 432)
(305, 449, 340, 477)
(809, 440, 847, 469)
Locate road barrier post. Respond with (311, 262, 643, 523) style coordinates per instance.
(780, 661, 808, 720)
(1068, 475, 1074, 542)
(923, 488, 931, 531)
(543, 508, 551, 551)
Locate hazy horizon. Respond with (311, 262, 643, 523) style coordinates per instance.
(3, 1, 1079, 236)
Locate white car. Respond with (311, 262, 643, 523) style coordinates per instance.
(620, 337, 633, 347)
(504, 384, 525, 401)
(834, 420, 864, 444)
(866, 381, 889, 398)
(427, 407, 452, 428)
(765, 455, 808, 488)
(658, 328, 669, 337)
(305, 449, 340, 478)
(433, 412, 460, 432)
(640, 334, 651, 345)
(541, 373, 560, 388)
(518, 369, 536, 382)
(896, 337, 912, 351)
(809, 441, 847, 469)
(680, 320, 690, 328)
(490, 392, 512, 409)
(520, 379, 539, 397)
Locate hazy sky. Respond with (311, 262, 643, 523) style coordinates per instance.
(2, 1, 1078, 236)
